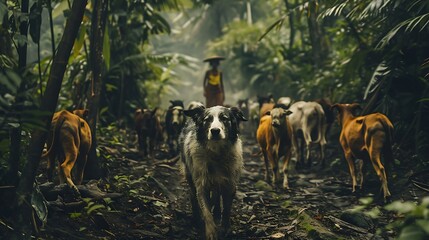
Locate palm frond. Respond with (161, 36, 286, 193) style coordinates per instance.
(377, 13, 429, 48)
(364, 61, 390, 100)
(318, 1, 348, 19)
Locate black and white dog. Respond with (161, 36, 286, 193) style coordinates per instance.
(179, 105, 247, 240)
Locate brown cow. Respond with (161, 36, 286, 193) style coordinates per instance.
(256, 104, 294, 188)
(43, 110, 92, 195)
(332, 103, 394, 201)
(134, 108, 163, 158)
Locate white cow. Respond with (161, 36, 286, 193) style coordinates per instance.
(288, 101, 327, 168)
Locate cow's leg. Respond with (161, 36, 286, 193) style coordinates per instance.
(149, 137, 155, 158)
(262, 149, 270, 182)
(356, 159, 364, 189)
(60, 139, 80, 195)
(74, 151, 89, 185)
(47, 152, 56, 182)
(368, 135, 391, 200)
(319, 132, 327, 167)
(282, 145, 293, 189)
(344, 150, 357, 193)
(302, 129, 312, 168)
(267, 147, 279, 184)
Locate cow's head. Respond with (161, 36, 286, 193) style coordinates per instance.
(267, 104, 292, 128)
(331, 103, 361, 124)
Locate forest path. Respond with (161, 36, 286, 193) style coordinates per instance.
(119, 133, 387, 240)
(40, 131, 419, 240)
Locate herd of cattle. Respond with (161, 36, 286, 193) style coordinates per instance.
(133, 95, 394, 202)
(42, 95, 394, 203)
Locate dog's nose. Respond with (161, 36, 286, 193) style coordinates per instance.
(211, 128, 220, 136)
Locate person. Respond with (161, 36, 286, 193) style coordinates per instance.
(203, 56, 225, 107)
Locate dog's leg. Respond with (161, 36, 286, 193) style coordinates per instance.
(220, 186, 235, 237)
(211, 188, 221, 225)
(196, 185, 217, 240)
(185, 172, 202, 227)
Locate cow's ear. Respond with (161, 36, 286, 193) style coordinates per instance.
(331, 104, 340, 111)
(350, 103, 362, 111)
(285, 110, 293, 116)
(184, 106, 204, 122)
(231, 107, 247, 122)
(83, 109, 89, 118)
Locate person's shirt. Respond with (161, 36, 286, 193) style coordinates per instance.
(207, 71, 221, 86)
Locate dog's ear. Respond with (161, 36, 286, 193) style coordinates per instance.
(184, 106, 204, 122)
(230, 107, 247, 122)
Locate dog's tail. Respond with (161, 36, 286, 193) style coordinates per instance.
(42, 114, 65, 158)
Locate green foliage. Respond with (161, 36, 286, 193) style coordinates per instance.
(384, 197, 429, 240)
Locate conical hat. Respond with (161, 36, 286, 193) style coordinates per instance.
(203, 56, 225, 62)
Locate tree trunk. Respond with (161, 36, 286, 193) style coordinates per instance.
(307, 1, 323, 67)
(18, 0, 29, 70)
(9, 1, 87, 239)
(85, 0, 108, 180)
(284, 0, 295, 49)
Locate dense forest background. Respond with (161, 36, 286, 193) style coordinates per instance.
(1, 0, 429, 239)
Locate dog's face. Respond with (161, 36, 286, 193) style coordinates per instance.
(184, 106, 247, 143)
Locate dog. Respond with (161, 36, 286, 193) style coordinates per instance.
(43, 110, 92, 196)
(179, 105, 247, 239)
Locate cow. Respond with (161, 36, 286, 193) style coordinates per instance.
(277, 97, 292, 108)
(134, 108, 163, 158)
(259, 103, 275, 118)
(256, 104, 294, 189)
(187, 101, 205, 110)
(288, 101, 327, 168)
(248, 100, 260, 137)
(165, 100, 185, 156)
(315, 98, 334, 137)
(42, 110, 92, 196)
(237, 98, 250, 134)
(257, 93, 275, 109)
(331, 103, 394, 201)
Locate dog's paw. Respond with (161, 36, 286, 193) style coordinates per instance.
(205, 222, 218, 240)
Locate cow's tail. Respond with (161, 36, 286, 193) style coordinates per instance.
(42, 114, 65, 158)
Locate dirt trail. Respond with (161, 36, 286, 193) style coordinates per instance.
(39, 132, 422, 240)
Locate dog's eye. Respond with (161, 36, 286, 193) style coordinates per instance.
(220, 115, 229, 121)
(204, 115, 213, 122)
